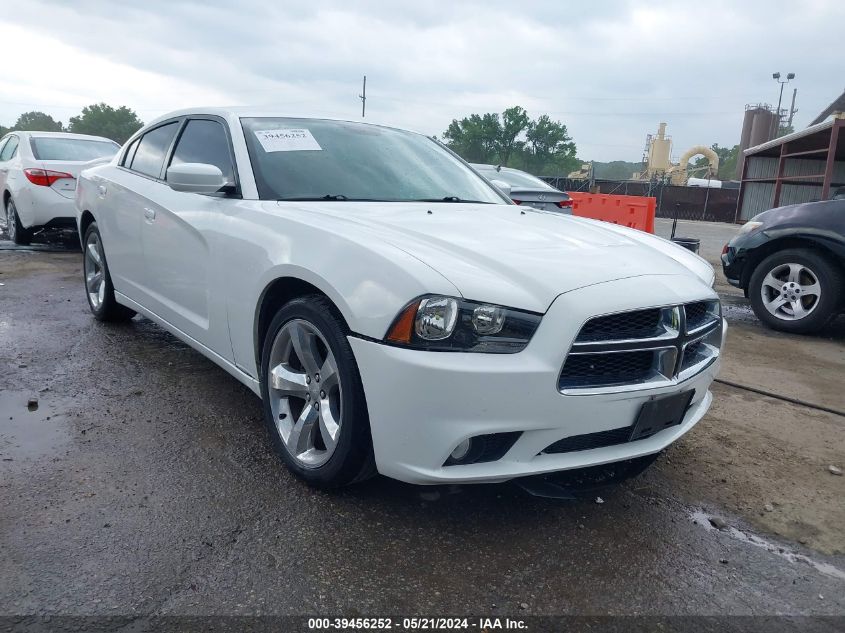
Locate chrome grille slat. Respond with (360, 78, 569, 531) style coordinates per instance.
(560, 300, 722, 394)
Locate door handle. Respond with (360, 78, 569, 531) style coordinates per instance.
(97, 185, 107, 197)
(143, 207, 156, 222)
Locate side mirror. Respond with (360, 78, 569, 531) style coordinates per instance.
(490, 179, 512, 198)
(166, 163, 227, 194)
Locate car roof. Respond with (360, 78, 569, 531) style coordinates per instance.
(144, 106, 425, 137)
(16, 131, 118, 143)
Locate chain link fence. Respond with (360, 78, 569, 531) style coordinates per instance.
(541, 178, 740, 223)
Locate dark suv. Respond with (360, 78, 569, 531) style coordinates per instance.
(722, 199, 845, 334)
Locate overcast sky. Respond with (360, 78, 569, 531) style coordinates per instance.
(0, 0, 841, 162)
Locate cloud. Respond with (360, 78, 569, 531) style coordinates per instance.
(0, 0, 841, 163)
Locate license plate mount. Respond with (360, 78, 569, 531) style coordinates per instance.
(629, 390, 695, 441)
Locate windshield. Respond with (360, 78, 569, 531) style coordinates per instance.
(241, 118, 504, 203)
(30, 137, 119, 161)
(476, 166, 556, 191)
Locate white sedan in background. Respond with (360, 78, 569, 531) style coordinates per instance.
(1, 131, 119, 244)
(76, 108, 725, 489)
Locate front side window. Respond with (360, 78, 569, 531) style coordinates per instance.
(31, 137, 119, 161)
(130, 122, 179, 178)
(241, 117, 504, 203)
(169, 119, 235, 184)
(0, 135, 19, 161)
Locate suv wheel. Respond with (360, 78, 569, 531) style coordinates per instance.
(6, 198, 32, 246)
(749, 248, 842, 334)
(260, 295, 375, 488)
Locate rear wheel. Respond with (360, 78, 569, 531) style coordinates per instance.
(748, 248, 842, 334)
(6, 198, 32, 246)
(260, 295, 375, 488)
(82, 222, 136, 322)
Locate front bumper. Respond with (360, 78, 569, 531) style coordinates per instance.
(351, 274, 724, 484)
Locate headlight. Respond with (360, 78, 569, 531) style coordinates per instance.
(385, 295, 542, 353)
(736, 220, 763, 237)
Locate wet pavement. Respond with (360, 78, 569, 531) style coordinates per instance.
(1, 234, 844, 620)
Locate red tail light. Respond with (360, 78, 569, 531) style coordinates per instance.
(24, 168, 73, 187)
(556, 199, 573, 208)
(512, 199, 523, 205)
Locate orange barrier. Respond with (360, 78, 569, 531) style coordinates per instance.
(566, 192, 656, 234)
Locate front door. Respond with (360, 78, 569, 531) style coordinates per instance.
(140, 117, 239, 359)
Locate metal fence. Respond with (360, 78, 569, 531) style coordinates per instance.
(541, 178, 740, 223)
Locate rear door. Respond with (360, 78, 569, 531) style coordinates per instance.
(0, 134, 20, 196)
(98, 122, 180, 305)
(140, 116, 239, 358)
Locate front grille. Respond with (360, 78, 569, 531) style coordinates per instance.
(576, 308, 663, 342)
(559, 351, 655, 389)
(680, 339, 707, 372)
(685, 301, 711, 331)
(560, 300, 721, 393)
(543, 427, 633, 454)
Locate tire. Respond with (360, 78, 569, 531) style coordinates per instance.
(6, 197, 32, 246)
(260, 295, 375, 488)
(82, 222, 136, 322)
(748, 248, 843, 334)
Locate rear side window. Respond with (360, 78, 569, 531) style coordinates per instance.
(31, 137, 119, 161)
(169, 119, 235, 184)
(0, 136, 19, 161)
(130, 123, 179, 178)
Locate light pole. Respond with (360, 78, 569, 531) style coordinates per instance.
(772, 72, 795, 136)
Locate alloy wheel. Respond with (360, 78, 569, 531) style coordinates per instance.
(760, 262, 821, 321)
(6, 202, 16, 242)
(266, 319, 343, 468)
(84, 231, 106, 310)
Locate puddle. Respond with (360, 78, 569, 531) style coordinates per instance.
(691, 510, 845, 582)
(0, 391, 71, 464)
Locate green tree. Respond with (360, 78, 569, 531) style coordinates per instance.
(13, 111, 63, 132)
(496, 106, 529, 165)
(443, 106, 578, 175)
(522, 115, 578, 176)
(443, 113, 501, 163)
(0, 125, 8, 138)
(68, 103, 143, 144)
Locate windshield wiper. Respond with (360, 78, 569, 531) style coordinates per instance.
(412, 197, 493, 204)
(278, 194, 351, 201)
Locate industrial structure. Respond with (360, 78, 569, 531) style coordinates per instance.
(634, 123, 719, 185)
(735, 104, 780, 179)
(737, 98, 845, 221)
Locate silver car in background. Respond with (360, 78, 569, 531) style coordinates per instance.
(472, 163, 572, 213)
(1, 131, 119, 244)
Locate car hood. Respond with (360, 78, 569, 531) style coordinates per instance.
(271, 201, 714, 312)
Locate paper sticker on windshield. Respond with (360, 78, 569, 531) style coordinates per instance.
(254, 129, 322, 152)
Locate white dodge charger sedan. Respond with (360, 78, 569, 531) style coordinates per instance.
(1, 131, 119, 244)
(76, 108, 726, 488)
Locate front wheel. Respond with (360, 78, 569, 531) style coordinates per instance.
(260, 295, 375, 488)
(748, 248, 842, 334)
(82, 222, 136, 322)
(6, 198, 32, 246)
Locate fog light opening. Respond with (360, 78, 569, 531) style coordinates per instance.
(450, 438, 472, 462)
